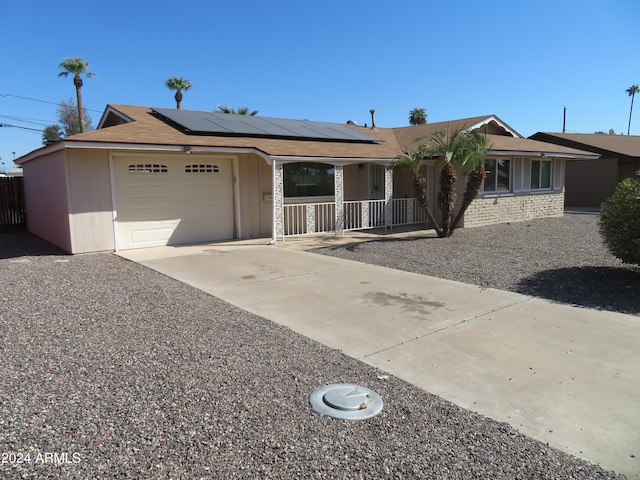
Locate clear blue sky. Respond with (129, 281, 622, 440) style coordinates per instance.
(1, 0, 639, 167)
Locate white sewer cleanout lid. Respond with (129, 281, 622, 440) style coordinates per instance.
(309, 384, 383, 420)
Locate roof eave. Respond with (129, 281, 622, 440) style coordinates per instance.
(488, 149, 599, 159)
(15, 141, 65, 165)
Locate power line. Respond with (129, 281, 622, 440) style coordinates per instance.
(0, 114, 56, 126)
(0, 93, 102, 113)
(0, 123, 43, 133)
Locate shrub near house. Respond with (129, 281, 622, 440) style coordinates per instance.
(599, 170, 640, 266)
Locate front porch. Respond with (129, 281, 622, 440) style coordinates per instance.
(269, 158, 435, 242)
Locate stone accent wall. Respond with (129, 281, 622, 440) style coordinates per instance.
(384, 166, 393, 227)
(334, 165, 344, 231)
(273, 162, 284, 238)
(463, 192, 565, 228)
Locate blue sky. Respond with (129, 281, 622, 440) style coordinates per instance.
(1, 0, 639, 167)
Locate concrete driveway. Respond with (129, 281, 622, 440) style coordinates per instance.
(118, 240, 640, 479)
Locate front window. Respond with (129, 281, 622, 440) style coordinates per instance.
(283, 162, 335, 198)
(484, 159, 511, 192)
(531, 159, 552, 189)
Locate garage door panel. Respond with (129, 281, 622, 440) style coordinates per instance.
(126, 184, 172, 199)
(124, 204, 174, 222)
(114, 157, 234, 250)
(130, 224, 178, 244)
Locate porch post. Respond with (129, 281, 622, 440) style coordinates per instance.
(334, 164, 344, 234)
(273, 159, 285, 241)
(384, 166, 393, 229)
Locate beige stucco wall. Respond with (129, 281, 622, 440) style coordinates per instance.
(66, 149, 115, 253)
(23, 150, 73, 252)
(344, 163, 369, 200)
(237, 153, 272, 239)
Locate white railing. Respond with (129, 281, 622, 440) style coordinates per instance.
(283, 202, 335, 236)
(282, 198, 429, 237)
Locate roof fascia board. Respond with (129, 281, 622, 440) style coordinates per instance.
(47, 141, 274, 163)
(15, 142, 65, 164)
(270, 155, 395, 166)
(488, 149, 598, 159)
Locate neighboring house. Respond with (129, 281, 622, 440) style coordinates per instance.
(529, 132, 640, 208)
(16, 105, 596, 254)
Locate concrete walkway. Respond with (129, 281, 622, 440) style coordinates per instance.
(118, 239, 640, 479)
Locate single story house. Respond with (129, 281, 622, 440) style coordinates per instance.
(16, 105, 596, 254)
(529, 132, 640, 208)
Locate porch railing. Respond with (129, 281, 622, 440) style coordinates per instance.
(282, 198, 429, 238)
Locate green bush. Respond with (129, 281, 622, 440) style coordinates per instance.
(598, 170, 640, 265)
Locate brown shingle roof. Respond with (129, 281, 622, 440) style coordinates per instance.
(26, 105, 596, 162)
(529, 132, 640, 158)
(69, 105, 402, 159)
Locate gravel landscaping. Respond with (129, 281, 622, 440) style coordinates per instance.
(0, 219, 632, 479)
(315, 212, 640, 316)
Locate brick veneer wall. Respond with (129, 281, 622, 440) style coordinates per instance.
(463, 192, 565, 228)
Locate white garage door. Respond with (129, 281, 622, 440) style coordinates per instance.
(113, 156, 234, 250)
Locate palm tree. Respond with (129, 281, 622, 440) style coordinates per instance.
(409, 107, 427, 125)
(58, 57, 95, 133)
(216, 105, 258, 115)
(390, 144, 442, 236)
(626, 84, 639, 135)
(450, 132, 491, 232)
(165, 77, 192, 109)
(391, 128, 490, 238)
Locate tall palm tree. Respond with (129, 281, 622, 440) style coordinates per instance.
(216, 105, 258, 115)
(165, 77, 192, 109)
(58, 57, 95, 133)
(626, 84, 639, 135)
(391, 128, 490, 237)
(409, 107, 427, 125)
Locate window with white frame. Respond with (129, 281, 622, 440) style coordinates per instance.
(483, 159, 511, 193)
(283, 162, 335, 197)
(531, 159, 552, 189)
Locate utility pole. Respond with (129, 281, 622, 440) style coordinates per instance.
(563, 107, 566, 133)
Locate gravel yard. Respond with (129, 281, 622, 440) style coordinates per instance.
(315, 212, 640, 316)
(0, 220, 632, 479)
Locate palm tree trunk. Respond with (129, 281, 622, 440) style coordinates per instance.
(438, 164, 457, 237)
(175, 91, 183, 109)
(413, 175, 443, 237)
(74, 74, 85, 133)
(451, 166, 486, 232)
(628, 93, 635, 135)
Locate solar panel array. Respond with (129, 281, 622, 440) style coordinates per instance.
(152, 108, 382, 143)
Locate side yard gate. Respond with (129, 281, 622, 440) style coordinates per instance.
(0, 176, 26, 230)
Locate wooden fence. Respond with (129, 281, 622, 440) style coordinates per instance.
(0, 176, 26, 230)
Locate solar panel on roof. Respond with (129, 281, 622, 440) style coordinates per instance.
(152, 108, 383, 143)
